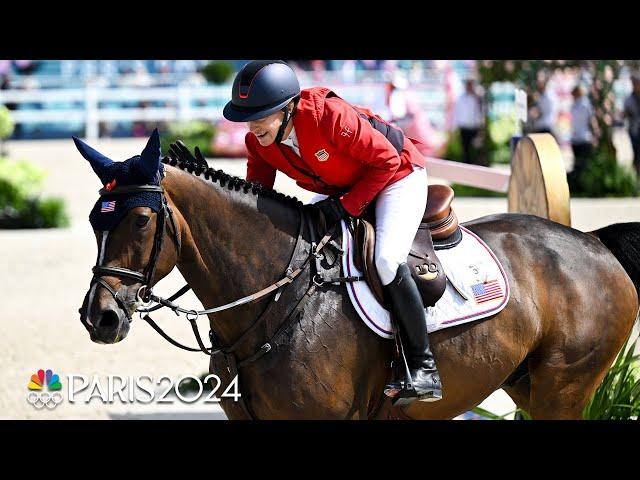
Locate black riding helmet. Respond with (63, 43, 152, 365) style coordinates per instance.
(223, 60, 300, 142)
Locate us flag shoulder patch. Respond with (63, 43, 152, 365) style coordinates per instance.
(315, 149, 329, 162)
(101, 201, 116, 213)
(470, 279, 503, 304)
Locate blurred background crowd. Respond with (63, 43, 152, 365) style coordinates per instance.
(1, 59, 640, 207)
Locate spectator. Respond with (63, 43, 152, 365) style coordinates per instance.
(530, 76, 558, 137)
(385, 73, 409, 123)
(623, 73, 640, 177)
(310, 60, 325, 82)
(568, 84, 598, 187)
(452, 78, 483, 164)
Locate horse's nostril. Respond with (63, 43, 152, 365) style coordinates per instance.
(96, 309, 120, 330)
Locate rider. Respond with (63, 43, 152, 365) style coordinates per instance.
(222, 60, 442, 401)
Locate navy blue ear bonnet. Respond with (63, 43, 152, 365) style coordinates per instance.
(73, 129, 165, 231)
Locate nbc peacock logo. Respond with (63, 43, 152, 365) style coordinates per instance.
(27, 369, 64, 410)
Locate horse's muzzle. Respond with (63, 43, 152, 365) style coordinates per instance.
(87, 309, 131, 344)
(79, 289, 132, 344)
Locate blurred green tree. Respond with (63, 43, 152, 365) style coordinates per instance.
(477, 60, 640, 196)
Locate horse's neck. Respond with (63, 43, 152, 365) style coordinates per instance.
(164, 166, 301, 346)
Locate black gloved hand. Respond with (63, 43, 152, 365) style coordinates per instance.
(314, 197, 350, 228)
(168, 140, 208, 169)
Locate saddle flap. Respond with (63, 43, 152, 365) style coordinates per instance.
(350, 184, 459, 309)
(353, 218, 447, 309)
(354, 219, 386, 306)
(406, 228, 447, 307)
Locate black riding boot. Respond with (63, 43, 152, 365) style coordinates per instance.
(385, 262, 442, 402)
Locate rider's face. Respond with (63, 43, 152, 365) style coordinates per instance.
(247, 103, 294, 147)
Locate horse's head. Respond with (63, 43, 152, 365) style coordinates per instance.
(76, 129, 180, 344)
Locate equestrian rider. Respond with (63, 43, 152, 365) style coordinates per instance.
(222, 60, 442, 401)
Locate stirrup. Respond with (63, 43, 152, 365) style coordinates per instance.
(416, 385, 443, 403)
(385, 336, 422, 407)
(389, 381, 420, 407)
(412, 365, 443, 402)
(384, 379, 403, 398)
(386, 378, 442, 405)
(385, 330, 442, 406)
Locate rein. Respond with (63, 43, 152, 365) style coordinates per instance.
(137, 206, 337, 361)
(84, 179, 347, 365)
(83, 173, 371, 420)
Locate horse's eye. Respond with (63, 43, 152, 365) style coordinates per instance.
(135, 215, 150, 227)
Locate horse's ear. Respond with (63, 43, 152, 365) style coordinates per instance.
(137, 128, 161, 181)
(72, 136, 114, 183)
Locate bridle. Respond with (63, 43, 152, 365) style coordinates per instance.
(80, 175, 366, 420)
(81, 177, 351, 359)
(88, 183, 181, 321)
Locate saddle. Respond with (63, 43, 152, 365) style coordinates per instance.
(353, 184, 461, 309)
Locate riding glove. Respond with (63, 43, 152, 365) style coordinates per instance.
(315, 197, 350, 227)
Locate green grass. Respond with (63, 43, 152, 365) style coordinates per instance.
(582, 336, 640, 420)
(0, 157, 70, 228)
(471, 406, 531, 420)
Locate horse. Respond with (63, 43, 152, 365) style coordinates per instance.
(77, 131, 640, 419)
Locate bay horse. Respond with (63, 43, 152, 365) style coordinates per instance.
(77, 132, 640, 419)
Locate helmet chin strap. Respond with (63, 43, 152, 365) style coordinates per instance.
(275, 107, 292, 144)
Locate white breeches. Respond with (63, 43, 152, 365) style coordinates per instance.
(373, 166, 427, 285)
(310, 165, 428, 286)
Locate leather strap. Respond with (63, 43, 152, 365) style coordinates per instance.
(92, 266, 147, 282)
(237, 284, 316, 369)
(143, 284, 192, 313)
(93, 277, 133, 320)
(99, 185, 164, 196)
(142, 314, 220, 354)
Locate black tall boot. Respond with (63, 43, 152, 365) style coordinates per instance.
(385, 262, 442, 402)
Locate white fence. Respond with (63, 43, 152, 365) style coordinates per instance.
(0, 85, 232, 140)
(0, 68, 470, 141)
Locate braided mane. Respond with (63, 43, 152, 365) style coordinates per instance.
(162, 155, 303, 208)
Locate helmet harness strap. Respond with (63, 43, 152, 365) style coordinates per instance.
(275, 105, 292, 144)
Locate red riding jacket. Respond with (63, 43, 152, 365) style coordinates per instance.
(245, 87, 426, 217)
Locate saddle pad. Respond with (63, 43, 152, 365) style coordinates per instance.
(340, 221, 510, 339)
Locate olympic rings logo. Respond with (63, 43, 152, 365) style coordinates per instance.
(27, 391, 64, 410)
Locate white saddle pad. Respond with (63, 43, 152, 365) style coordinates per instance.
(340, 221, 510, 339)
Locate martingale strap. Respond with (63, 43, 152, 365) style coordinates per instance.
(86, 178, 356, 420)
(139, 208, 329, 357)
(88, 178, 354, 400)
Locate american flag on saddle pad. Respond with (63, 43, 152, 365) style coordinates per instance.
(470, 279, 503, 304)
